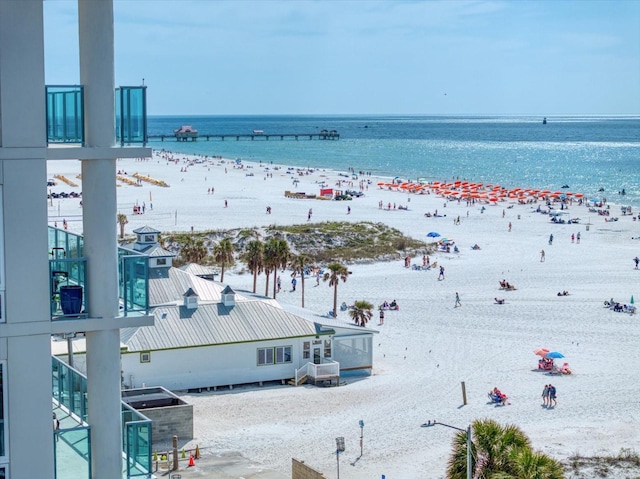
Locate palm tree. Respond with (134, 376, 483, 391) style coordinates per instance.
(323, 262, 349, 318)
(264, 238, 289, 299)
(446, 419, 563, 479)
(181, 236, 208, 264)
(348, 300, 373, 326)
(498, 448, 565, 479)
(289, 253, 311, 307)
(242, 239, 264, 294)
(213, 238, 235, 283)
(262, 239, 278, 297)
(117, 213, 128, 239)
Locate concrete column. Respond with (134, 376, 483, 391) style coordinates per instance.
(78, 2, 122, 478)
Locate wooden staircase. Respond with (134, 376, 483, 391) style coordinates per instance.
(288, 375, 308, 386)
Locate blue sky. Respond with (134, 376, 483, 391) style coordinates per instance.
(44, 0, 640, 116)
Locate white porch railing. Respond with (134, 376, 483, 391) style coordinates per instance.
(294, 360, 340, 385)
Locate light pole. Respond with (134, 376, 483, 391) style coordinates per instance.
(335, 436, 345, 479)
(421, 420, 472, 479)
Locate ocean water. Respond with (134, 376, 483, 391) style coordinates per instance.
(147, 115, 640, 207)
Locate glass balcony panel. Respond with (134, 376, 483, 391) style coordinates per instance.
(116, 87, 147, 145)
(52, 358, 88, 423)
(125, 419, 152, 478)
(118, 252, 149, 315)
(46, 86, 84, 144)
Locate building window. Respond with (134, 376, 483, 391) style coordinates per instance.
(258, 346, 292, 365)
(144, 235, 154, 243)
(303, 341, 310, 360)
(156, 258, 167, 266)
(275, 346, 292, 364)
(140, 352, 151, 363)
(324, 339, 332, 358)
(257, 348, 274, 366)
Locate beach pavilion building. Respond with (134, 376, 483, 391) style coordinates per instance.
(0, 2, 153, 479)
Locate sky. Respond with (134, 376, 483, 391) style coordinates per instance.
(43, 0, 640, 116)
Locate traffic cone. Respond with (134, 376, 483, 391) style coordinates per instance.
(188, 454, 195, 467)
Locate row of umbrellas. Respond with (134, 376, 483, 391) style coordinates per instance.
(534, 348, 564, 359)
(376, 180, 585, 202)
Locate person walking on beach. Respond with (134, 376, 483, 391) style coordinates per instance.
(548, 384, 557, 407)
(379, 309, 385, 325)
(454, 292, 461, 308)
(571, 233, 575, 243)
(540, 249, 545, 262)
(347, 206, 351, 214)
(224, 200, 228, 208)
(291, 277, 297, 292)
(276, 276, 281, 293)
(438, 266, 445, 280)
(634, 256, 639, 269)
(548, 233, 554, 245)
(542, 384, 550, 407)
(508, 221, 512, 232)
(576, 232, 580, 244)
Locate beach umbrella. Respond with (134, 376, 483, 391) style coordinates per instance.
(534, 348, 550, 357)
(546, 351, 565, 359)
(427, 232, 440, 237)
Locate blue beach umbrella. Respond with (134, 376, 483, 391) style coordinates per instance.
(427, 232, 440, 237)
(546, 351, 565, 359)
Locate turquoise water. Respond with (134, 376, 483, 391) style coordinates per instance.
(148, 115, 640, 206)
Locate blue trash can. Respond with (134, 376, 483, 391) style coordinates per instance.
(60, 285, 83, 314)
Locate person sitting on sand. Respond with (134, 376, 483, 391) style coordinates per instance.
(494, 298, 505, 304)
(472, 244, 481, 250)
(390, 299, 398, 310)
(557, 290, 569, 296)
(382, 301, 390, 309)
(488, 387, 507, 405)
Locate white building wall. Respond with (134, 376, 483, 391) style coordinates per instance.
(0, 2, 56, 479)
(122, 339, 309, 391)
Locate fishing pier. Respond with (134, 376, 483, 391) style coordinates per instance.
(150, 127, 339, 142)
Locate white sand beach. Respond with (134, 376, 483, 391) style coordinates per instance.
(47, 153, 640, 478)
